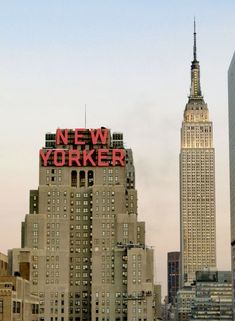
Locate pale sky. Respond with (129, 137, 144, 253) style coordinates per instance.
(0, 0, 235, 297)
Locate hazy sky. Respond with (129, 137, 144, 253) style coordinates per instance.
(0, 0, 235, 297)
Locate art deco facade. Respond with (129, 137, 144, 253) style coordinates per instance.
(9, 128, 156, 321)
(228, 51, 235, 317)
(180, 24, 216, 286)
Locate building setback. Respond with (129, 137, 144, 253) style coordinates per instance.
(9, 128, 156, 321)
(228, 51, 235, 318)
(167, 251, 180, 305)
(180, 22, 216, 286)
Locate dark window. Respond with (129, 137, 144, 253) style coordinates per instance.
(79, 171, 85, 187)
(32, 304, 39, 314)
(17, 302, 20, 313)
(0, 300, 3, 313)
(71, 171, 77, 187)
(88, 170, 94, 187)
(13, 301, 16, 313)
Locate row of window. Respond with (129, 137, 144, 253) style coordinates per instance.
(48, 191, 90, 197)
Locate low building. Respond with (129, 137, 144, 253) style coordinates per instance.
(176, 270, 233, 321)
(176, 285, 195, 321)
(191, 270, 233, 320)
(0, 275, 39, 321)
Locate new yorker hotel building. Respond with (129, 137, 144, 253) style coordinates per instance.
(10, 128, 155, 321)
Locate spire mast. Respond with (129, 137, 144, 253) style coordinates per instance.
(193, 18, 197, 61)
(189, 18, 203, 99)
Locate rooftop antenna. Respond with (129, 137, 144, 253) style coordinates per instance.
(85, 104, 87, 128)
(193, 17, 197, 61)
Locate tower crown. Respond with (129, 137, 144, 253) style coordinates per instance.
(184, 21, 208, 122)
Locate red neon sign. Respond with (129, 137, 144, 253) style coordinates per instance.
(40, 128, 125, 167)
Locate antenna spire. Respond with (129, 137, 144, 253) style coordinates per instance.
(189, 18, 202, 98)
(85, 104, 87, 128)
(193, 17, 197, 61)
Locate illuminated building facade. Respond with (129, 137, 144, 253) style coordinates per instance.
(180, 23, 216, 286)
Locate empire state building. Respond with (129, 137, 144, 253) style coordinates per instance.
(180, 23, 216, 286)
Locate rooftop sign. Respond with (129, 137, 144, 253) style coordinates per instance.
(40, 128, 125, 167)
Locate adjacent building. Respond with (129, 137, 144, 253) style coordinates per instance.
(167, 251, 180, 305)
(176, 270, 233, 321)
(9, 127, 156, 321)
(180, 22, 216, 286)
(228, 51, 235, 318)
(191, 270, 232, 321)
(176, 285, 195, 321)
(0, 275, 39, 321)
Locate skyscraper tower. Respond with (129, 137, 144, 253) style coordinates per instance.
(228, 51, 235, 317)
(9, 127, 156, 321)
(180, 22, 216, 286)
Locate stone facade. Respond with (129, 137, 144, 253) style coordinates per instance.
(0, 275, 39, 321)
(9, 128, 156, 321)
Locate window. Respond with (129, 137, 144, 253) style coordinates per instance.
(13, 301, 16, 313)
(88, 170, 94, 186)
(80, 171, 86, 187)
(0, 300, 3, 313)
(71, 171, 77, 187)
(13, 301, 21, 314)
